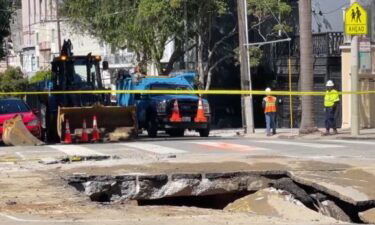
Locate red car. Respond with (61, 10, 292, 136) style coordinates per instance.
(0, 98, 42, 142)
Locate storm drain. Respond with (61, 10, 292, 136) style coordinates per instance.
(66, 171, 375, 223)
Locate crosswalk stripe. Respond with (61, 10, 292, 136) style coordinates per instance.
(253, 140, 344, 148)
(323, 139, 375, 145)
(49, 145, 105, 156)
(191, 141, 268, 151)
(119, 143, 187, 154)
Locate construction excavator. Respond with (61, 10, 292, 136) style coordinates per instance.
(24, 39, 136, 144)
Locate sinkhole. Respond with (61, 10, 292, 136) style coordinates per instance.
(66, 171, 375, 224)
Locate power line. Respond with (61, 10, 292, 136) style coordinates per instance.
(322, 3, 349, 15)
(261, 0, 290, 39)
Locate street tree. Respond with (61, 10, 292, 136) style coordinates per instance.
(180, 0, 235, 90)
(61, 0, 184, 74)
(30, 70, 52, 84)
(246, 0, 292, 67)
(61, 0, 238, 90)
(298, 0, 317, 133)
(0, 67, 28, 97)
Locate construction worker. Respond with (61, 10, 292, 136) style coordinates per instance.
(323, 80, 340, 135)
(262, 88, 277, 136)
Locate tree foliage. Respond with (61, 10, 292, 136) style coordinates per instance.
(246, 0, 292, 67)
(30, 70, 52, 84)
(61, 0, 234, 90)
(61, 0, 183, 72)
(0, 67, 28, 95)
(0, 0, 13, 59)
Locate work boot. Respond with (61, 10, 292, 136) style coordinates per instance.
(267, 133, 272, 137)
(322, 130, 330, 136)
(332, 129, 338, 135)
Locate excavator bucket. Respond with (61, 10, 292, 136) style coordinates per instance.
(57, 105, 137, 142)
(2, 115, 44, 146)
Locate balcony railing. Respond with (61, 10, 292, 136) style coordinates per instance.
(276, 32, 344, 57)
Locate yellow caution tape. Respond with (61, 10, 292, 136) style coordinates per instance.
(1, 90, 375, 96)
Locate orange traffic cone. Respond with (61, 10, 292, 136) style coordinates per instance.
(64, 119, 72, 144)
(170, 100, 182, 122)
(194, 98, 207, 123)
(80, 119, 89, 143)
(92, 115, 100, 142)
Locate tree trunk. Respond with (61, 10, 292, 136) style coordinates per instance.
(197, 33, 205, 89)
(298, 0, 317, 134)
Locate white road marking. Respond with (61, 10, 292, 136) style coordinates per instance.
(323, 139, 375, 145)
(191, 141, 269, 151)
(253, 140, 344, 148)
(119, 143, 186, 154)
(15, 152, 26, 160)
(48, 145, 105, 156)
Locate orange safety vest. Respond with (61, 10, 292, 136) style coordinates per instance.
(264, 96, 277, 113)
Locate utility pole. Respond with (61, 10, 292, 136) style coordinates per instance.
(237, 0, 255, 134)
(350, 0, 359, 136)
(56, 0, 62, 52)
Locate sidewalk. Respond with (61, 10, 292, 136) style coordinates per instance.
(208, 128, 375, 140)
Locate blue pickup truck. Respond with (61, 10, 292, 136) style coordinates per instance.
(116, 72, 211, 137)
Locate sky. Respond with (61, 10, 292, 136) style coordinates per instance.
(311, 0, 351, 32)
(311, 0, 374, 33)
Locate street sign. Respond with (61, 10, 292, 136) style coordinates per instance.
(345, 2, 368, 35)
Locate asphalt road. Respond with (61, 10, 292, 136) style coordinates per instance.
(1, 134, 375, 225)
(1, 134, 375, 162)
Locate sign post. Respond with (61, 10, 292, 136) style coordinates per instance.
(345, 1, 368, 136)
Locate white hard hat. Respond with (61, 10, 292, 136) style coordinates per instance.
(265, 88, 271, 92)
(326, 80, 334, 87)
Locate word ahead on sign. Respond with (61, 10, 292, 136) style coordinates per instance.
(345, 2, 368, 35)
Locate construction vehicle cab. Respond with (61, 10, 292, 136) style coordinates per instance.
(27, 39, 136, 143)
(116, 73, 211, 137)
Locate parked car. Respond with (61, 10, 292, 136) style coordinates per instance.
(0, 98, 42, 142)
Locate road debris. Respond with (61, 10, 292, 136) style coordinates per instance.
(39, 155, 118, 165)
(2, 115, 44, 146)
(359, 208, 375, 224)
(224, 188, 335, 222)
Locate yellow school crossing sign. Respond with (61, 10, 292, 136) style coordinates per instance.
(345, 2, 368, 35)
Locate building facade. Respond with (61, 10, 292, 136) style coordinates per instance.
(20, 0, 137, 78)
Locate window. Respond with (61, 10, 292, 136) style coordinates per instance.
(51, 29, 55, 43)
(31, 55, 36, 71)
(0, 100, 30, 115)
(34, 0, 36, 23)
(150, 84, 192, 91)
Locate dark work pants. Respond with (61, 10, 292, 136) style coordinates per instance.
(265, 112, 276, 135)
(325, 107, 337, 131)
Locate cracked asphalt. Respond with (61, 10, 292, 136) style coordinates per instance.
(0, 134, 374, 224)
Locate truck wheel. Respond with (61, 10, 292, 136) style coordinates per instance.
(198, 129, 210, 137)
(147, 117, 158, 138)
(168, 129, 185, 137)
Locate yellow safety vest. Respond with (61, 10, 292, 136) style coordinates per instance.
(264, 96, 277, 113)
(324, 89, 340, 107)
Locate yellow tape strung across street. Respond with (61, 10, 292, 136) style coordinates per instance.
(1, 90, 375, 96)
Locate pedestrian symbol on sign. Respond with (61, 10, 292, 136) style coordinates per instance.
(356, 7, 362, 23)
(345, 2, 367, 35)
